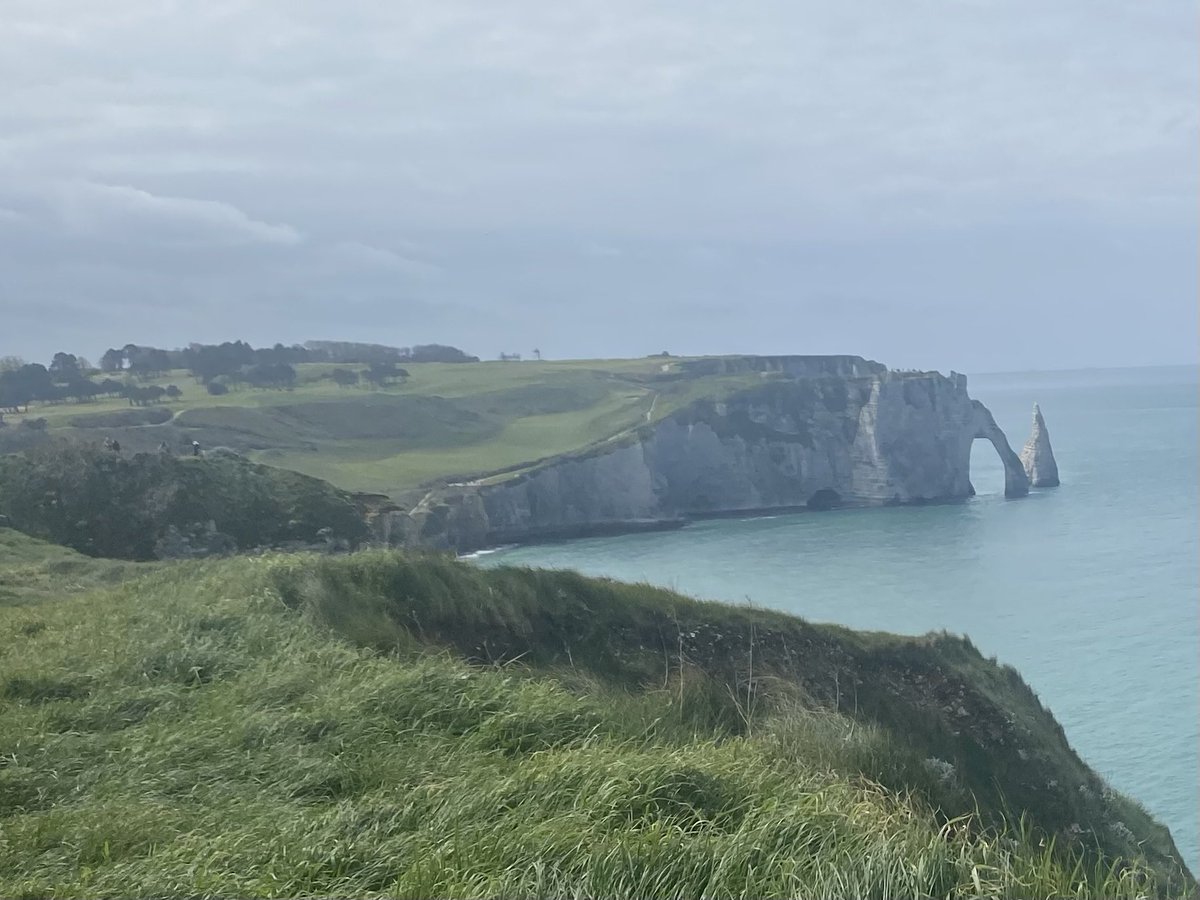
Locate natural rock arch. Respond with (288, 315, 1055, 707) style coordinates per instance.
(970, 400, 1030, 498)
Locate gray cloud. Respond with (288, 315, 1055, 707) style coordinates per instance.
(1, 0, 1195, 369)
(53, 181, 303, 246)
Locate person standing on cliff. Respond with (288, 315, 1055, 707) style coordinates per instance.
(191, 440, 201, 457)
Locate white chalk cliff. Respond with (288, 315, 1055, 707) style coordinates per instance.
(1020, 403, 1060, 488)
(385, 359, 1034, 551)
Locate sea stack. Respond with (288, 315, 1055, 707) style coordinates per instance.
(1020, 403, 1060, 487)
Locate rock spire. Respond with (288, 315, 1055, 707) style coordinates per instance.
(1020, 403, 1060, 487)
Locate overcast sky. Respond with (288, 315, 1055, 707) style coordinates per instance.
(2, 1, 1196, 372)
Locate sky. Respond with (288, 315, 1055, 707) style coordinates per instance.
(2, 0, 1196, 373)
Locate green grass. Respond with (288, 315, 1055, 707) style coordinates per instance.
(263, 386, 656, 494)
(0, 543, 1191, 898)
(0, 530, 148, 607)
(0, 446, 368, 560)
(0, 359, 773, 498)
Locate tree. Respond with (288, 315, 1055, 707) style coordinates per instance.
(304, 341, 406, 364)
(126, 385, 167, 407)
(0, 356, 26, 373)
(331, 368, 359, 388)
(259, 343, 310, 365)
(49, 352, 81, 382)
(363, 361, 405, 387)
(165, 385, 183, 400)
(532, 348, 541, 361)
(207, 382, 229, 396)
(69, 380, 100, 403)
(188, 341, 255, 383)
(100, 348, 125, 372)
(0, 364, 52, 412)
(409, 344, 479, 363)
(244, 362, 296, 390)
(128, 347, 171, 378)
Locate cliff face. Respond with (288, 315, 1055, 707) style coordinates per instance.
(393, 364, 1030, 551)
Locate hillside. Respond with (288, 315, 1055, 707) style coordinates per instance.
(3, 354, 1037, 556)
(0, 532, 1192, 898)
(0, 357, 826, 500)
(0, 444, 367, 560)
(0, 528, 148, 606)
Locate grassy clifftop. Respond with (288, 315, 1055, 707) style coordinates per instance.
(0, 535, 1191, 898)
(0, 358, 777, 498)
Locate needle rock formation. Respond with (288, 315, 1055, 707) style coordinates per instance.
(1020, 403, 1060, 488)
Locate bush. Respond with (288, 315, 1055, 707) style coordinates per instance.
(0, 444, 367, 559)
(206, 382, 229, 396)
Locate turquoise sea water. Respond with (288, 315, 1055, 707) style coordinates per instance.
(477, 365, 1199, 870)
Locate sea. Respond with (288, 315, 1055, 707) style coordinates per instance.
(475, 365, 1199, 870)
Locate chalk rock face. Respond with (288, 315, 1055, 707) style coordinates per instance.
(386, 358, 1034, 552)
(1020, 403, 1060, 487)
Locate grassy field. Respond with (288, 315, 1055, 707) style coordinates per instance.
(2, 359, 764, 498)
(0, 532, 1191, 898)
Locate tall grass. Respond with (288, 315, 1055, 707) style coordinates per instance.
(0, 529, 146, 607)
(0, 550, 1190, 898)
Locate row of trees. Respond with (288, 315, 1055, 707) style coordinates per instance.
(128, 384, 183, 407)
(205, 362, 298, 395)
(327, 362, 409, 388)
(0, 355, 184, 413)
(96, 340, 478, 385)
(305, 341, 477, 365)
(1, 339, 475, 411)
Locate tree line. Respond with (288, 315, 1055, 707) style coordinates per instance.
(327, 361, 408, 389)
(0, 339, 476, 413)
(0, 353, 183, 413)
(99, 340, 477, 384)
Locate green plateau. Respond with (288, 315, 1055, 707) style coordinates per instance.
(0, 357, 754, 500)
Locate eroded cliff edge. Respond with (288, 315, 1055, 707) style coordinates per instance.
(382, 360, 1031, 552)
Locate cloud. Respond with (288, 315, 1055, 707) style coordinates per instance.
(0, 0, 1194, 369)
(52, 181, 303, 246)
(3, 0, 1193, 235)
(328, 241, 439, 277)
